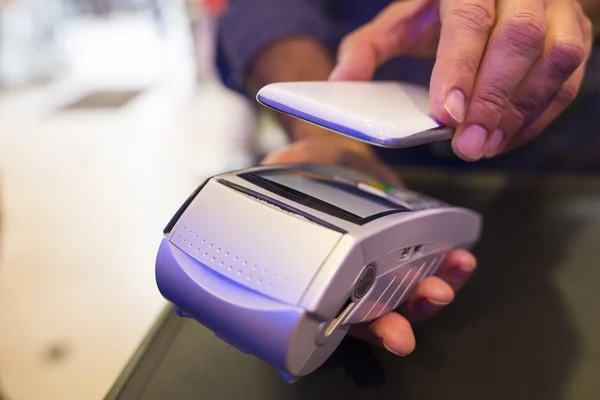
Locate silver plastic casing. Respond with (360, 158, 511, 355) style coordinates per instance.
(155, 164, 482, 382)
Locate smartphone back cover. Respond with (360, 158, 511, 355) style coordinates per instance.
(256, 81, 452, 148)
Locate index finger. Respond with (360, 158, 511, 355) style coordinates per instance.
(329, 0, 437, 81)
(429, 0, 496, 126)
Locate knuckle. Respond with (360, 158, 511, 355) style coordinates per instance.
(472, 80, 510, 115)
(499, 12, 546, 57)
(509, 95, 539, 123)
(545, 39, 586, 75)
(450, 47, 481, 77)
(555, 84, 579, 106)
(340, 26, 370, 50)
(450, 2, 495, 35)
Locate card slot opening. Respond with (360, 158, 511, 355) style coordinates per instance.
(324, 298, 354, 337)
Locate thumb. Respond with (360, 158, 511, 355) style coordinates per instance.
(329, 0, 436, 81)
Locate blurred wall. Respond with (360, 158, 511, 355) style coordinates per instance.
(0, 0, 68, 88)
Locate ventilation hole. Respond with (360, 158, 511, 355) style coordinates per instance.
(209, 243, 213, 248)
(196, 248, 200, 252)
(256, 279, 261, 285)
(195, 234, 198, 238)
(262, 269, 267, 275)
(243, 261, 247, 266)
(210, 257, 215, 262)
(268, 284, 272, 289)
(228, 266, 232, 271)
(203, 253, 207, 257)
(225, 252, 229, 257)
(202, 239, 206, 243)
(233, 257, 238, 262)
(247, 275, 252, 280)
(219, 261, 224, 267)
(252, 265, 257, 271)
(237, 270, 242, 276)
(217, 248, 221, 252)
(183, 238, 187, 242)
(189, 230, 192, 234)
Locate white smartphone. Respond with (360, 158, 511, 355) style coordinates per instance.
(256, 81, 453, 148)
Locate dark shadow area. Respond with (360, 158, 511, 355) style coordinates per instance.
(107, 172, 600, 400)
(397, 173, 589, 400)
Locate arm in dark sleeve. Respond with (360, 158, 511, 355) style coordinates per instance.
(216, 0, 340, 92)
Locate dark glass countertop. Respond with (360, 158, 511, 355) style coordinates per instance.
(106, 169, 600, 400)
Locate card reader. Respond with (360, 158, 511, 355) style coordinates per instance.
(155, 164, 482, 382)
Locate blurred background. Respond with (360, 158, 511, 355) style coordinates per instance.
(0, 1, 285, 399)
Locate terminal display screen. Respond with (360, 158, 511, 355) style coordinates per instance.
(240, 168, 410, 225)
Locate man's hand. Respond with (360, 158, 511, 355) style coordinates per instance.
(260, 130, 478, 356)
(329, 0, 595, 161)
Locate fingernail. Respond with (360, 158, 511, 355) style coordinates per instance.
(483, 129, 505, 158)
(450, 266, 471, 280)
(454, 125, 488, 160)
(329, 66, 344, 81)
(416, 298, 450, 314)
(381, 340, 405, 357)
(429, 299, 451, 307)
(329, 48, 351, 80)
(337, 44, 352, 64)
(443, 89, 466, 123)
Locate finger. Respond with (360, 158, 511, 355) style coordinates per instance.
(485, 0, 588, 157)
(430, 0, 496, 127)
(434, 249, 478, 292)
(400, 276, 455, 323)
(502, 8, 593, 152)
(349, 312, 416, 356)
(329, 0, 437, 81)
(260, 146, 300, 165)
(400, 249, 477, 322)
(450, 0, 548, 161)
(260, 139, 337, 165)
(503, 60, 587, 152)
